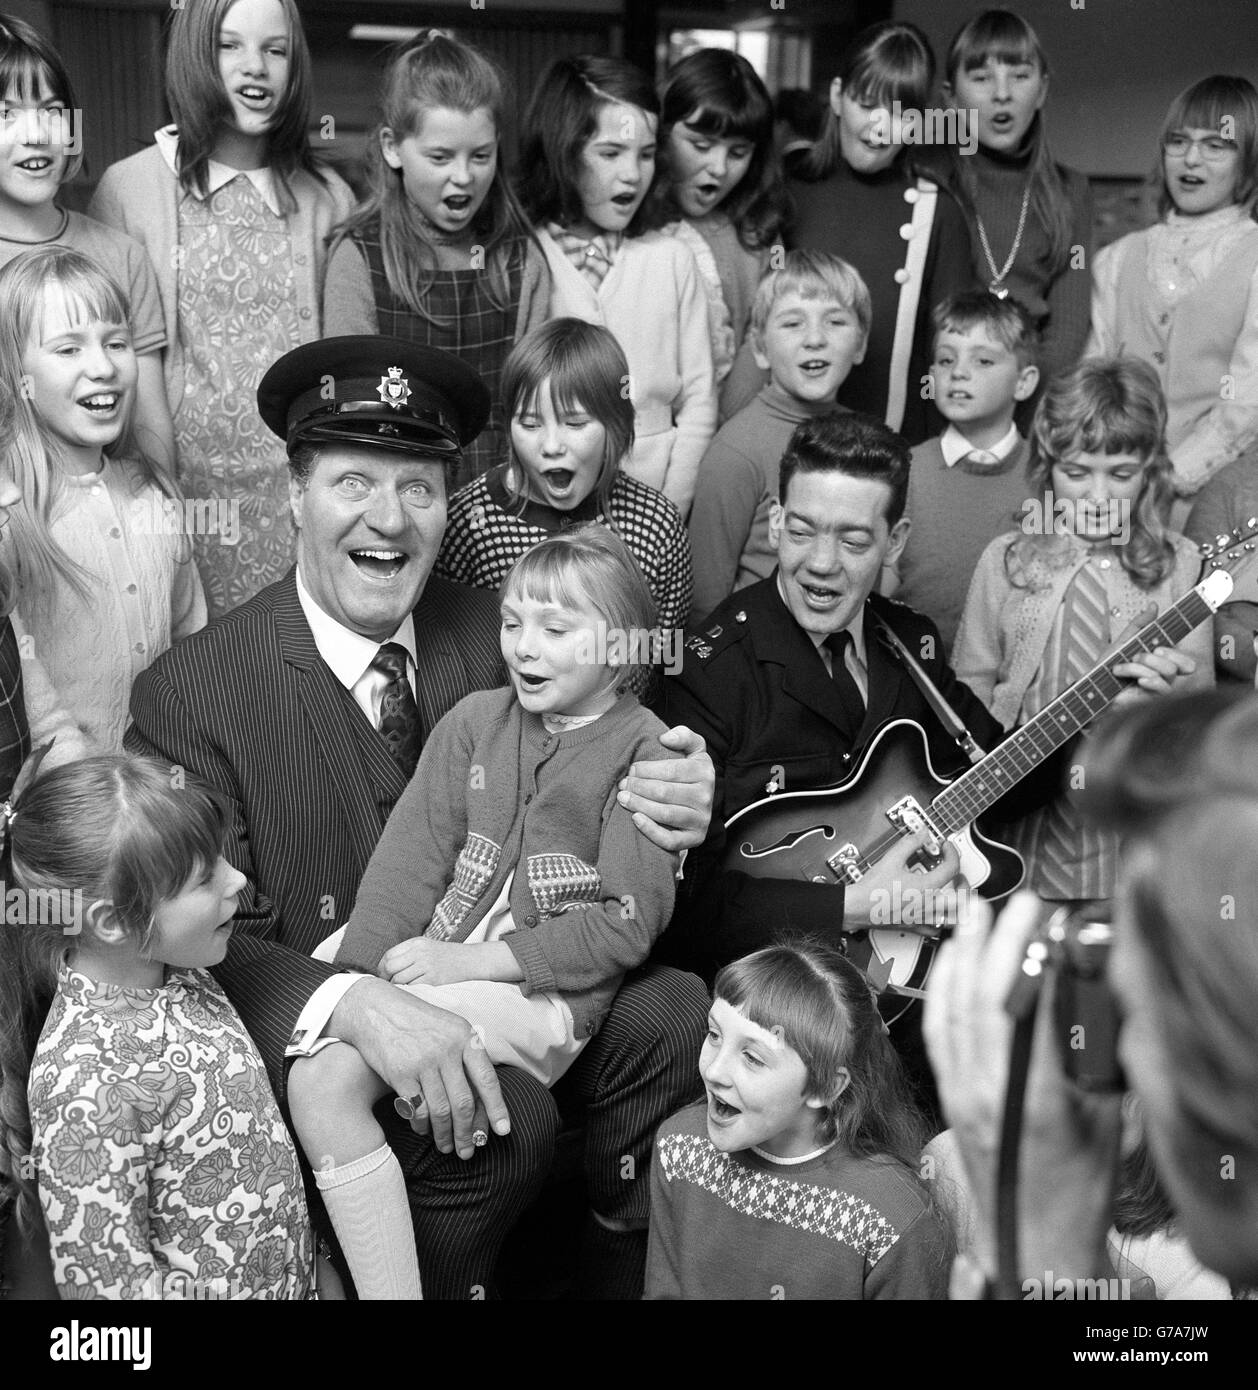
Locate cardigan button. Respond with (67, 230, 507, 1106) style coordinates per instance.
(904, 187, 919, 204)
(524, 914, 537, 927)
(894, 268, 910, 284)
(300, 308, 312, 320)
(899, 223, 913, 240)
(584, 1021, 597, 1036)
(296, 252, 308, 266)
(1110, 606, 1121, 617)
(524, 793, 533, 804)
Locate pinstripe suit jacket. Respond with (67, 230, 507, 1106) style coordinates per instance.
(124, 567, 504, 1097)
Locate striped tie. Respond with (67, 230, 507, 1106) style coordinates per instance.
(1035, 560, 1111, 898)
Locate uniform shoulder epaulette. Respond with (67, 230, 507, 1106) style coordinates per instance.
(683, 607, 751, 662)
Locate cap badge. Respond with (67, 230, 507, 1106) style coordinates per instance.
(378, 367, 412, 410)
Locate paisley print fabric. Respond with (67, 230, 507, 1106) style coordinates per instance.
(29, 964, 311, 1300)
(173, 178, 302, 619)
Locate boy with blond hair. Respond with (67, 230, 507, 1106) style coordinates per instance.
(687, 250, 870, 624)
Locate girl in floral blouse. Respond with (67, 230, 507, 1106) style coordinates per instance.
(1, 755, 311, 1299)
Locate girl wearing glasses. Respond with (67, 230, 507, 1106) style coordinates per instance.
(1087, 75, 1258, 510)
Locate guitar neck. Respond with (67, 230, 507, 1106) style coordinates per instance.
(931, 579, 1219, 834)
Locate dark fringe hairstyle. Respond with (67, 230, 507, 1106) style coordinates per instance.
(802, 20, 935, 183)
(517, 55, 659, 234)
(164, 0, 327, 214)
(713, 942, 956, 1276)
(645, 48, 787, 251)
(943, 9, 1074, 277)
(499, 317, 635, 520)
(0, 13, 84, 182)
(327, 29, 538, 323)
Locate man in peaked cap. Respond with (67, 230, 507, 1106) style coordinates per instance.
(124, 337, 713, 1299)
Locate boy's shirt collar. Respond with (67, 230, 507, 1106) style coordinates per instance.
(940, 421, 1020, 468)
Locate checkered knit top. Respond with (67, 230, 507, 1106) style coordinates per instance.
(436, 467, 694, 637)
(646, 1103, 951, 1299)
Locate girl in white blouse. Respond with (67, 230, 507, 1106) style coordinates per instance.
(1088, 75, 1258, 506)
(0, 247, 205, 749)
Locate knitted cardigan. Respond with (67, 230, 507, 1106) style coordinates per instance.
(1087, 207, 1258, 494)
(953, 530, 1213, 730)
(536, 227, 717, 514)
(336, 687, 678, 1037)
(87, 139, 355, 416)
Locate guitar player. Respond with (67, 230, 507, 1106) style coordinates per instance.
(655, 411, 1195, 1017)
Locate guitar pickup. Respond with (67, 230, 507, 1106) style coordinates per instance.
(886, 798, 947, 870)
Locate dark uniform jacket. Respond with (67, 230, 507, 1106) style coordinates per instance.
(657, 573, 1061, 979)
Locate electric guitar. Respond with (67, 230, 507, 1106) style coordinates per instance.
(722, 524, 1258, 1023)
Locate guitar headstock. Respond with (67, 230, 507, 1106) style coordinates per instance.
(1199, 518, 1258, 605)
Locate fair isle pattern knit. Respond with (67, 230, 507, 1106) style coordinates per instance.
(657, 1132, 898, 1263)
(435, 467, 693, 637)
(427, 833, 501, 941)
(527, 853, 603, 917)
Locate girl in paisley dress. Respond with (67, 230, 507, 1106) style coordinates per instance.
(1, 756, 311, 1299)
(88, 0, 356, 618)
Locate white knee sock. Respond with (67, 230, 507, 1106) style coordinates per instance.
(314, 1143, 422, 1300)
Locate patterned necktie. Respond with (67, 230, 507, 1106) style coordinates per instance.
(372, 642, 420, 778)
(1034, 559, 1113, 899)
(823, 630, 866, 731)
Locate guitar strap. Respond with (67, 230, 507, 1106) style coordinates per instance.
(871, 614, 988, 766)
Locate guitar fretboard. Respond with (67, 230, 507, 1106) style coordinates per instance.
(930, 587, 1213, 833)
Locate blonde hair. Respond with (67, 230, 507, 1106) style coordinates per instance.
(0, 248, 181, 619)
(750, 248, 872, 344)
(1006, 357, 1175, 591)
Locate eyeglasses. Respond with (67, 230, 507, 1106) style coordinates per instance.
(1162, 132, 1238, 162)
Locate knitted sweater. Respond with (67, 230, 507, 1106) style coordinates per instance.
(897, 433, 1034, 656)
(687, 385, 843, 624)
(646, 1103, 952, 1300)
(788, 158, 973, 444)
(953, 530, 1214, 731)
(88, 138, 355, 416)
(336, 688, 678, 1036)
(537, 227, 717, 514)
(1087, 205, 1258, 493)
(936, 141, 1093, 399)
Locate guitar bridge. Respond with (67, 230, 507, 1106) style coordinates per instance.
(826, 843, 863, 883)
(886, 798, 947, 870)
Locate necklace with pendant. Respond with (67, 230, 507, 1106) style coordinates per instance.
(975, 182, 1031, 298)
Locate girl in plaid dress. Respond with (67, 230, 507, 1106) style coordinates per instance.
(324, 30, 549, 489)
